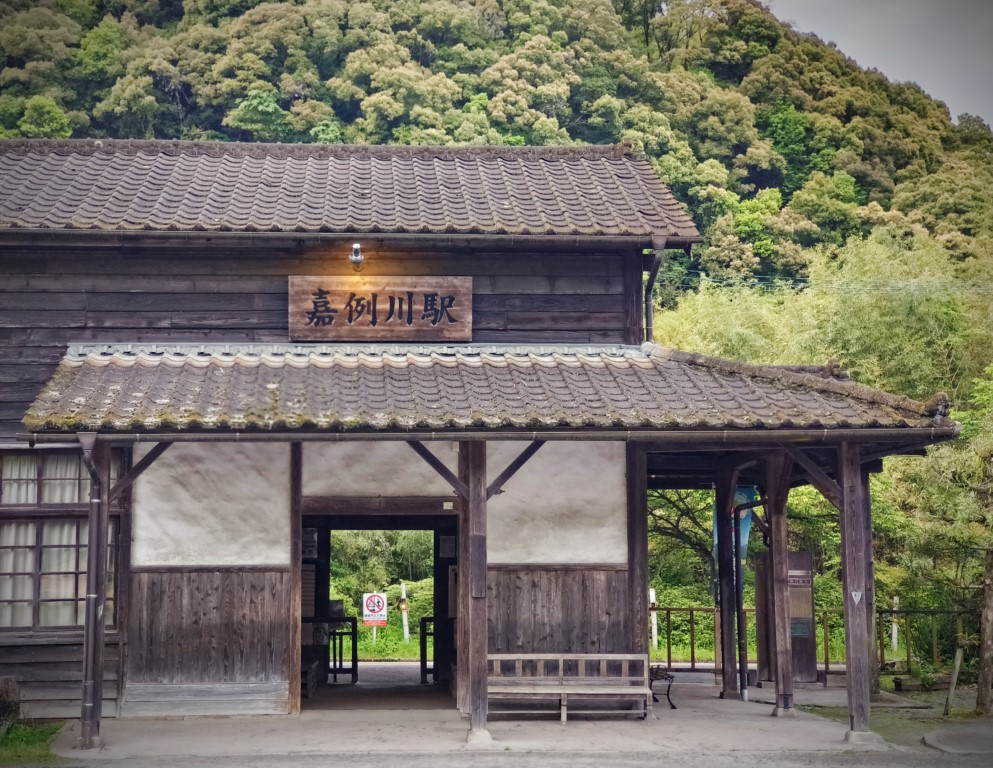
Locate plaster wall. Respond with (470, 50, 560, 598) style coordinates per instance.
(132, 443, 290, 567)
(302, 441, 457, 497)
(487, 441, 627, 564)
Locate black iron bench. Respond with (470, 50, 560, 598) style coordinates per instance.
(650, 663, 676, 709)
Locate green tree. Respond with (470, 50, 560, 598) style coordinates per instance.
(17, 94, 72, 137)
(889, 367, 993, 715)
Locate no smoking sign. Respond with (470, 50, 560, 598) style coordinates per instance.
(362, 592, 388, 627)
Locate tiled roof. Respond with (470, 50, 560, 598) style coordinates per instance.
(22, 343, 953, 435)
(0, 140, 701, 244)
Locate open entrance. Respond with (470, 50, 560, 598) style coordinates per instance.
(299, 504, 458, 711)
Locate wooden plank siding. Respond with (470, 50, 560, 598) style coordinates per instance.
(486, 566, 631, 654)
(0, 244, 641, 440)
(0, 638, 122, 719)
(123, 569, 291, 716)
(127, 569, 291, 685)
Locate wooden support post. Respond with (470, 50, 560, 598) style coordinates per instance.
(861, 467, 880, 698)
(715, 468, 738, 698)
(767, 452, 795, 715)
(78, 435, 110, 749)
(289, 443, 302, 714)
(456, 447, 470, 715)
(627, 445, 649, 655)
(461, 441, 490, 741)
(838, 442, 872, 736)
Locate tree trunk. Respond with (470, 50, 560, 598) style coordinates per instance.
(977, 547, 993, 717)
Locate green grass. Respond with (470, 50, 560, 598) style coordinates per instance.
(0, 722, 63, 765)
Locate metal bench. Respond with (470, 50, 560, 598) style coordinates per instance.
(487, 653, 652, 724)
(649, 663, 676, 709)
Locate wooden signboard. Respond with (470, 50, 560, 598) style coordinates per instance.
(289, 276, 472, 342)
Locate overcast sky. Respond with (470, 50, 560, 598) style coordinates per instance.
(766, 0, 993, 126)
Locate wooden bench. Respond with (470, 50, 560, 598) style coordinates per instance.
(487, 653, 652, 724)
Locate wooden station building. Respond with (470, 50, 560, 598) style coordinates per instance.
(0, 140, 957, 745)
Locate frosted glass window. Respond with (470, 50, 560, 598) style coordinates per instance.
(0, 519, 117, 629)
(1, 456, 37, 504)
(1, 451, 123, 506)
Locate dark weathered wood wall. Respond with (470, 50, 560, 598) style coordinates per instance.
(486, 566, 631, 653)
(0, 242, 641, 439)
(123, 568, 291, 716)
(0, 638, 121, 719)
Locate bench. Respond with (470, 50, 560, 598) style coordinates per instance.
(487, 653, 652, 724)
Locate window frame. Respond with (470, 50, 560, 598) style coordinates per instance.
(0, 448, 130, 634)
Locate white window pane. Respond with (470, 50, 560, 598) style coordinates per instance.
(40, 573, 76, 600)
(42, 455, 84, 504)
(0, 548, 35, 572)
(0, 522, 35, 547)
(1, 456, 38, 504)
(0, 575, 33, 600)
(0, 602, 32, 627)
(103, 599, 113, 626)
(39, 601, 78, 626)
(43, 521, 79, 546)
(42, 546, 78, 571)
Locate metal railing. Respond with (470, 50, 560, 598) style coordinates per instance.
(420, 616, 434, 684)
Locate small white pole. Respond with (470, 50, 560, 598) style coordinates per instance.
(401, 582, 410, 643)
(649, 588, 658, 650)
(891, 596, 899, 652)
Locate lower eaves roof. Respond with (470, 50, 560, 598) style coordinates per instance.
(21, 344, 956, 440)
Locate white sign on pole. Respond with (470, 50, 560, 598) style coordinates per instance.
(363, 592, 388, 627)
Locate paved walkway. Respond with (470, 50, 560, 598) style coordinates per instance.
(49, 664, 993, 760)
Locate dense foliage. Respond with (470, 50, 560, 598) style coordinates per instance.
(4, 0, 990, 708)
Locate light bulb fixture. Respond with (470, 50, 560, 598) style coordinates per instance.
(349, 242, 364, 271)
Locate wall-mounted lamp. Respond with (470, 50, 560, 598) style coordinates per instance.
(349, 242, 364, 271)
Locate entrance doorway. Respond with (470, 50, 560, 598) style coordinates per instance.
(298, 503, 458, 711)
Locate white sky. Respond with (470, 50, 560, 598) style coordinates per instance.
(767, 0, 993, 126)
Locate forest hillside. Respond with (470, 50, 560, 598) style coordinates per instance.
(2, 0, 991, 708)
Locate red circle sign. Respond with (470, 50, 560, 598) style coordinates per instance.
(365, 594, 385, 614)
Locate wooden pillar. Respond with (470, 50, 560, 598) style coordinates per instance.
(767, 452, 795, 714)
(288, 442, 302, 714)
(861, 467, 880, 697)
(627, 445, 649, 654)
(456, 446, 470, 714)
(461, 441, 489, 736)
(79, 436, 110, 749)
(838, 442, 871, 734)
(715, 468, 738, 697)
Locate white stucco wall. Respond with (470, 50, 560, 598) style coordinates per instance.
(132, 443, 291, 567)
(303, 441, 458, 497)
(487, 441, 627, 564)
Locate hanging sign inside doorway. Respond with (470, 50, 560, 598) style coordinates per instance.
(363, 592, 388, 627)
(289, 276, 472, 341)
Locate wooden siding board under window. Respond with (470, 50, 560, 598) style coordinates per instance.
(0, 244, 635, 439)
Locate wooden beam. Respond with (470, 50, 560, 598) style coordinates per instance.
(767, 452, 795, 715)
(715, 468, 738, 698)
(461, 441, 489, 736)
(288, 443, 302, 715)
(408, 441, 469, 499)
(302, 496, 458, 516)
(108, 442, 170, 504)
(486, 440, 544, 500)
(627, 444, 649, 655)
(838, 442, 872, 734)
(779, 443, 843, 511)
